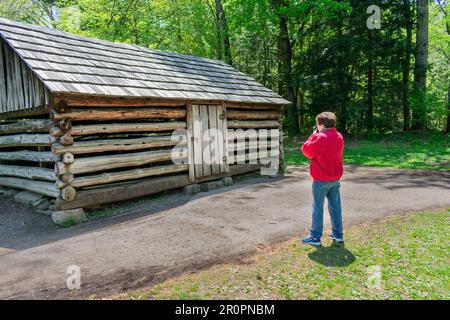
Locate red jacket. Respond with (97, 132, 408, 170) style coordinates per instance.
(301, 128, 344, 181)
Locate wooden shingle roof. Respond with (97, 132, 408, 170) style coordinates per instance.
(0, 18, 289, 105)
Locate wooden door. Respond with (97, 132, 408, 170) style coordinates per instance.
(187, 104, 229, 181)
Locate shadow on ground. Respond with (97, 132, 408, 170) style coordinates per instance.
(0, 173, 287, 254)
(342, 166, 450, 190)
(308, 242, 356, 267)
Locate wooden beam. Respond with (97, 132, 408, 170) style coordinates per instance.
(57, 174, 191, 210)
(0, 134, 54, 147)
(61, 185, 76, 201)
(62, 122, 186, 136)
(227, 120, 281, 129)
(0, 119, 53, 135)
(58, 133, 74, 146)
(0, 177, 59, 198)
(60, 148, 187, 175)
(0, 106, 51, 121)
(62, 152, 75, 164)
(226, 110, 280, 120)
(51, 135, 182, 155)
(52, 95, 284, 109)
(0, 165, 56, 181)
(193, 164, 262, 183)
(72, 164, 188, 188)
(50, 108, 186, 122)
(56, 95, 188, 107)
(0, 150, 57, 162)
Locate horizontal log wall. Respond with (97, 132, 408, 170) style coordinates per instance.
(51, 100, 282, 209)
(225, 104, 282, 169)
(52, 102, 190, 207)
(0, 96, 283, 208)
(0, 118, 59, 198)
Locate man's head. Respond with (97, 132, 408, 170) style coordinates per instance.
(316, 112, 337, 131)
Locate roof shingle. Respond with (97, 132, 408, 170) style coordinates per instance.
(0, 18, 289, 105)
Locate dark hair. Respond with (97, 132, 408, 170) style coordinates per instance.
(316, 112, 337, 128)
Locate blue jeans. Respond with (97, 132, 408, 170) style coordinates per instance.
(310, 180, 343, 240)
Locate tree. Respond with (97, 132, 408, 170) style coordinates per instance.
(214, 0, 233, 65)
(401, 0, 413, 131)
(270, 0, 298, 135)
(412, 0, 429, 131)
(436, 0, 450, 133)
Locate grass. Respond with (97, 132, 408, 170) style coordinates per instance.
(116, 208, 450, 300)
(284, 132, 450, 171)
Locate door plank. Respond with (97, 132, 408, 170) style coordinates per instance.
(186, 103, 195, 182)
(201, 106, 212, 176)
(192, 105, 203, 178)
(208, 106, 220, 175)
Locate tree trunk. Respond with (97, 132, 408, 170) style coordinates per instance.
(272, 0, 298, 135)
(367, 31, 374, 132)
(445, 11, 450, 133)
(402, 0, 413, 131)
(215, 0, 233, 66)
(412, 0, 429, 131)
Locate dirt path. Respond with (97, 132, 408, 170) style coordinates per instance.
(0, 166, 449, 299)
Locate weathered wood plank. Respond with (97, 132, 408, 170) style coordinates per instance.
(0, 119, 53, 134)
(13, 54, 25, 110)
(64, 122, 186, 136)
(209, 106, 220, 175)
(229, 150, 279, 164)
(227, 120, 280, 129)
(0, 106, 51, 121)
(54, 95, 283, 110)
(51, 108, 186, 122)
(0, 177, 59, 198)
(0, 42, 6, 113)
(225, 103, 281, 110)
(72, 164, 188, 188)
(0, 164, 56, 181)
(0, 150, 58, 162)
(226, 110, 279, 120)
(186, 103, 195, 182)
(201, 105, 212, 176)
(217, 105, 227, 173)
(192, 105, 203, 178)
(60, 148, 187, 175)
(0, 134, 54, 147)
(61, 185, 76, 201)
(221, 104, 230, 173)
(57, 174, 191, 210)
(51, 135, 182, 155)
(59, 96, 187, 107)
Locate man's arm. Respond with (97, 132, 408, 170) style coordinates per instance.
(301, 134, 324, 159)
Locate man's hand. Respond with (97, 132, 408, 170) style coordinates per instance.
(313, 125, 319, 134)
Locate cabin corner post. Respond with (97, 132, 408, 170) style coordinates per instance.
(50, 100, 77, 203)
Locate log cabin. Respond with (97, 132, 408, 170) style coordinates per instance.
(0, 18, 288, 211)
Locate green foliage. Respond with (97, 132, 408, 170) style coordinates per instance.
(0, 0, 448, 133)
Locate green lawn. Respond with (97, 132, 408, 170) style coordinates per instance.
(284, 132, 450, 171)
(117, 208, 450, 300)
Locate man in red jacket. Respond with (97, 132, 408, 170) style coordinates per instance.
(301, 112, 344, 247)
